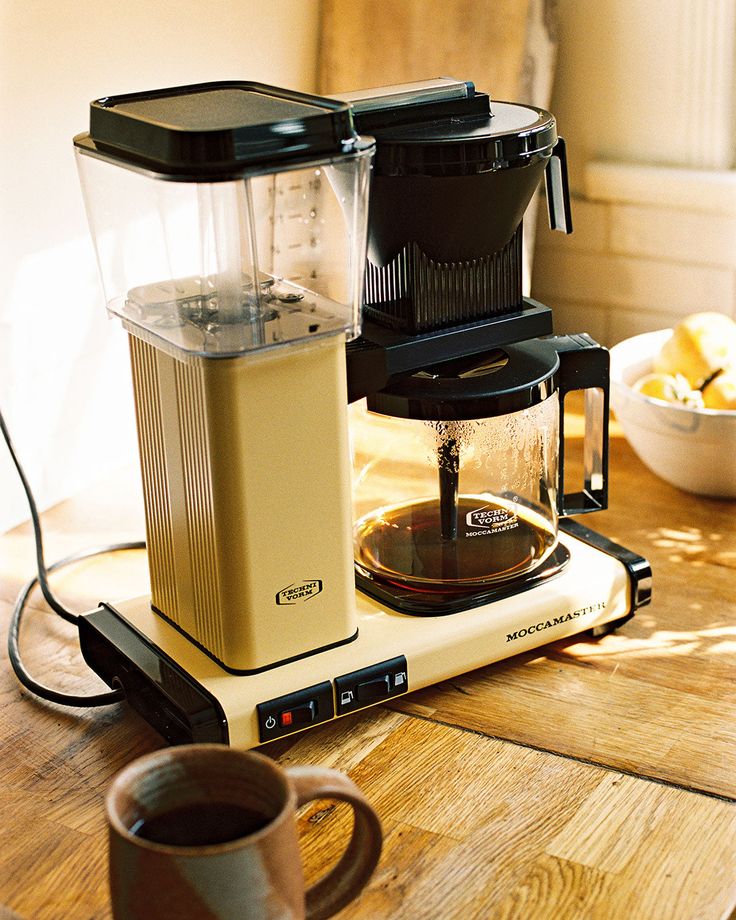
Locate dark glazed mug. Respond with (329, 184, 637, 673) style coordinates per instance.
(106, 744, 382, 920)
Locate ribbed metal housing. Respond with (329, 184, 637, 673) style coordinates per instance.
(130, 336, 225, 661)
(363, 227, 523, 333)
(172, 357, 225, 657)
(129, 337, 181, 621)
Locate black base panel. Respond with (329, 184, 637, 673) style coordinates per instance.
(78, 606, 229, 746)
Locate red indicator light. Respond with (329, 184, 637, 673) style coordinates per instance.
(280, 711, 293, 727)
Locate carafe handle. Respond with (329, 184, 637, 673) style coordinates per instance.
(553, 334, 609, 516)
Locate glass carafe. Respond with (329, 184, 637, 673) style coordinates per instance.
(351, 337, 609, 603)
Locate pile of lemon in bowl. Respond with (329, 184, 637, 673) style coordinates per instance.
(610, 313, 736, 497)
(632, 312, 736, 411)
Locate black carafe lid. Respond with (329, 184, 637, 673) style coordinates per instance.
(366, 339, 561, 420)
(73, 81, 368, 180)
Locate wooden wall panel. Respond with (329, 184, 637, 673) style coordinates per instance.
(318, 0, 533, 100)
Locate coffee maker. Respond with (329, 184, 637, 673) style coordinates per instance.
(74, 79, 650, 747)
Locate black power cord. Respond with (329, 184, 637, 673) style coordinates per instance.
(1, 405, 143, 707)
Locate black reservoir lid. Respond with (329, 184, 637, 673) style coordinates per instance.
(367, 339, 561, 420)
(74, 81, 369, 180)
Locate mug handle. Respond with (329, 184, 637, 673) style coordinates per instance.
(286, 766, 383, 920)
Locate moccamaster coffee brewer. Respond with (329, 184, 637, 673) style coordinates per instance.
(74, 78, 650, 748)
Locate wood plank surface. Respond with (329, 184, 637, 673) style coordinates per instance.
(278, 711, 736, 920)
(1, 674, 735, 920)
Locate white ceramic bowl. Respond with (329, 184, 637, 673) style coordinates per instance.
(609, 329, 736, 498)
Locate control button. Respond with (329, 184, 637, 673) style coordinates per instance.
(356, 675, 391, 702)
(335, 656, 408, 716)
(257, 682, 334, 742)
(279, 701, 316, 728)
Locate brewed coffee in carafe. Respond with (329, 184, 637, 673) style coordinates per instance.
(352, 346, 562, 594)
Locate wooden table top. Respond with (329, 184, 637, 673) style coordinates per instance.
(0, 414, 734, 919)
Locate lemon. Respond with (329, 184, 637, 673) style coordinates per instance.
(654, 312, 736, 388)
(702, 366, 736, 410)
(633, 373, 704, 408)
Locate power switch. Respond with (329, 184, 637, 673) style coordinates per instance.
(257, 682, 334, 742)
(335, 656, 408, 716)
(280, 701, 316, 728)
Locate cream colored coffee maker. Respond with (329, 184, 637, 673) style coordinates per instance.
(75, 79, 650, 747)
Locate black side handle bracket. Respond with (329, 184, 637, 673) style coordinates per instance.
(545, 137, 573, 234)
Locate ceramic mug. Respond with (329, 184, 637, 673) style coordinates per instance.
(106, 744, 382, 920)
